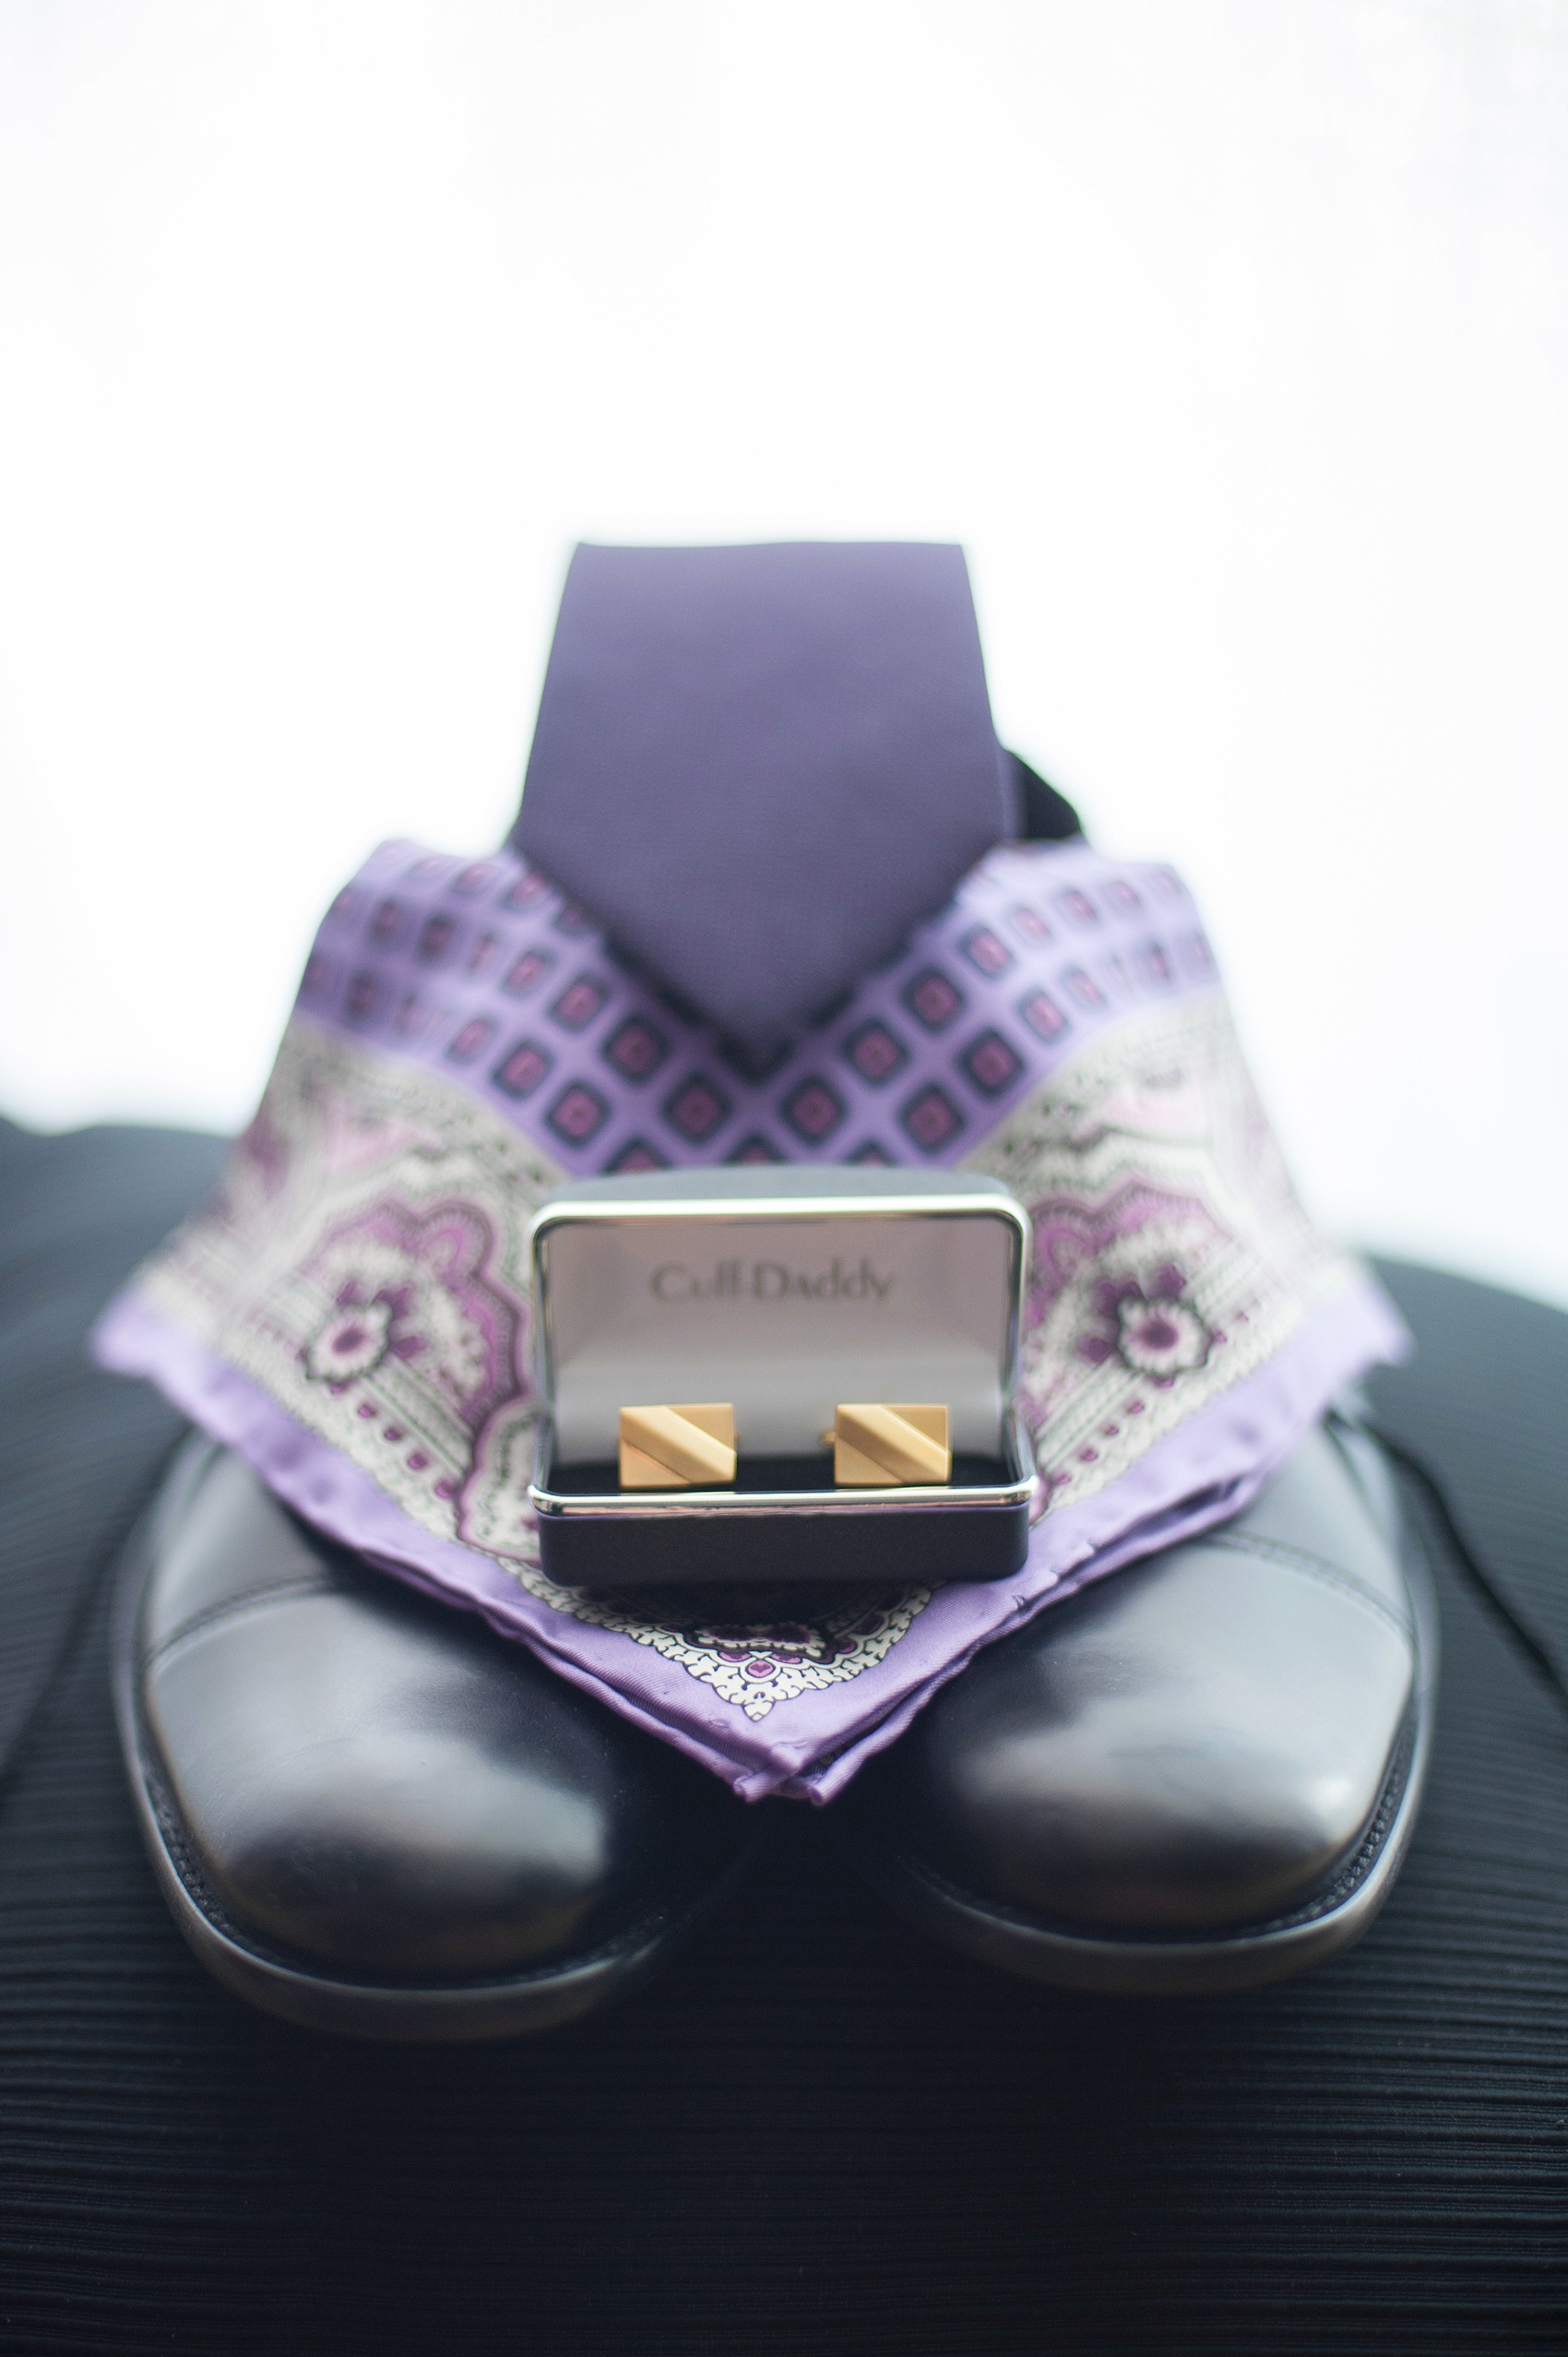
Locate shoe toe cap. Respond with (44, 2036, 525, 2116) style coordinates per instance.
(927, 1689, 1397, 1934)
(902, 1529, 1415, 1937)
(146, 1588, 689, 1979)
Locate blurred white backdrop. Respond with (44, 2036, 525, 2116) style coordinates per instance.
(1, 1, 1565, 1301)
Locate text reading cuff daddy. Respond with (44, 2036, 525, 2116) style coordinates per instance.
(649, 1257, 895, 1303)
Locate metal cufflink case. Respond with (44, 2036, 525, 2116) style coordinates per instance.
(527, 1166, 1035, 1587)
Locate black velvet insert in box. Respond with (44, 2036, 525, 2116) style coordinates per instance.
(546, 1450, 1013, 1497)
(531, 1430, 1035, 1590)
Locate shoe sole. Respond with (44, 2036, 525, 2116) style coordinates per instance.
(835, 1475, 1440, 1998)
(111, 1443, 762, 2042)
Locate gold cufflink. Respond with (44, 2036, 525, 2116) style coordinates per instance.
(830, 1404, 951, 1487)
(618, 1403, 737, 1489)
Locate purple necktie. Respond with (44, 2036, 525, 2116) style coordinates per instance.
(511, 542, 1014, 1050)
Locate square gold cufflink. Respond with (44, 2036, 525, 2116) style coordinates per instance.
(829, 1404, 951, 1487)
(618, 1403, 737, 1489)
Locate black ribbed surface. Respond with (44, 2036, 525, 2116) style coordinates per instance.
(0, 1120, 226, 1772)
(1370, 1258, 1568, 1679)
(1, 1126, 1564, 2352)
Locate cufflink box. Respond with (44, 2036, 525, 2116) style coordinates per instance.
(528, 1166, 1036, 1588)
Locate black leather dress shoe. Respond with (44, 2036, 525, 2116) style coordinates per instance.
(113, 1437, 760, 2040)
(834, 1418, 1436, 1994)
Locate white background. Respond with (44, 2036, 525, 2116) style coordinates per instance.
(2, 2, 1565, 1303)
